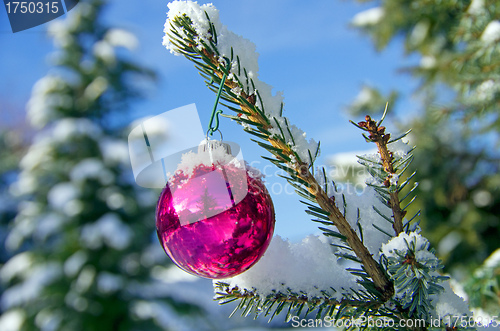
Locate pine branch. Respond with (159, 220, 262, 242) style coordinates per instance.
(214, 281, 384, 323)
(166, 11, 394, 300)
(380, 233, 449, 322)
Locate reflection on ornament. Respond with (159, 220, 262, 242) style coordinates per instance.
(155, 141, 275, 279)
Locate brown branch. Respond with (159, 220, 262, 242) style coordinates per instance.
(358, 115, 405, 235)
(303, 173, 394, 300)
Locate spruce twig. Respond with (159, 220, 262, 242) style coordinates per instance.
(354, 108, 406, 235)
(214, 282, 384, 323)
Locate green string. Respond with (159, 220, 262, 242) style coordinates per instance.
(207, 59, 231, 137)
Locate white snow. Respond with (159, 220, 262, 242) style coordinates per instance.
(484, 248, 500, 268)
(432, 281, 470, 318)
(437, 231, 461, 256)
(313, 160, 394, 258)
(151, 265, 199, 284)
(326, 148, 376, 186)
(472, 79, 499, 103)
(1, 263, 62, 309)
(163, 1, 220, 56)
(0, 252, 34, 282)
(0, 310, 25, 331)
(35, 213, 66, 241)
(351, 86, 376, 109)
(48, 16, 73, 48)
(27, 75, 72, 128)
(105, 28, 138, 50)
(472, 308, 500, 328)
(359, 151, 382, 165)
(47, 182, 80, 210)
(106, 192, 126, 210)
(381, 232, 429, 259)
(97, 272, 124, 294)
(163, 1, 319, 164)
(4, 202, 41, 250)
(351, 7, 384, 27)
(83, 76, 109, 100)
(472, 189, 493, 207)
(388, 173, 398, 187)
(468, 0, 485, 15)
(80, 213, 133, 250)
(409, 21, 430, 47)
(74, 266, 96, 293)
(70, 158, 114, 185)
(333, 186, 393, 257)
(18, 137, 54, 173)
(420, 55, 437, 69)
(355, 137, 413, 187)
(52, 118, 102, 142)
(217, 235, 362, 299)
(34, 308, 62, 331)
(481, 21, 500, 44)
(64, 290, 89, 312)
(99, 138, 130, 165)
(131, 300, 200, 331)
(388, 138, 413, 157)
(63, 250, 88, 277)
(93, 41, 116, 64)
(174, 140, 242, 176)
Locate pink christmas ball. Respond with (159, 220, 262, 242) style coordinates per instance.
(156, 162, 275, 279)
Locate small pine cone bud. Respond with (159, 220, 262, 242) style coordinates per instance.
(365, 115, 371, 122)
(383, 179, 390, 187)
(247, 94, 256, 105)
(378, 126, 385, 133)
(298, 163, 308, 176)
(383, 134, 391, 142)
(358, 121, 367, 127)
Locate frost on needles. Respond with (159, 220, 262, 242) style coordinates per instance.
(163, 1, 483, 329)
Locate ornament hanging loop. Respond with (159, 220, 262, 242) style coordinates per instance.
(206, 129, 223, 142)
(207, 57, 231, 138)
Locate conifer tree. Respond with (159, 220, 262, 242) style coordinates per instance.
(347, 0, 500, 316)
(0, 129, 23, 313)
(0, 1, 205, 330)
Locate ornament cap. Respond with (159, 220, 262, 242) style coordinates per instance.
(198, 139, 232, 156)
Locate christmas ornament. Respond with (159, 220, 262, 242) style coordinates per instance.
(156, 140, 275, 278)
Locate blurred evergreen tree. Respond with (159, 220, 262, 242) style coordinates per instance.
(0, 129, 24, 315)
(347, 0, 500, 314)
(0, 129, 23, 264)
(0, 1, 206, 330)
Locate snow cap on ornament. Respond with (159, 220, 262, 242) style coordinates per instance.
(127, 103, 248, 211)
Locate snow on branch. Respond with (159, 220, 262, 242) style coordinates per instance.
(217, 235, 362, 300)
(163, 0, 318, 164)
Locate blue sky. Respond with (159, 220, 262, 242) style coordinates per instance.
(0, 0, 420, 240)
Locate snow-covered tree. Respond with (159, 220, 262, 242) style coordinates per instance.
(161, 1, 495, 329)
(0, 1, 206, 330)
(0, 128, 24, 313)
(347, 0, 500, 317)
